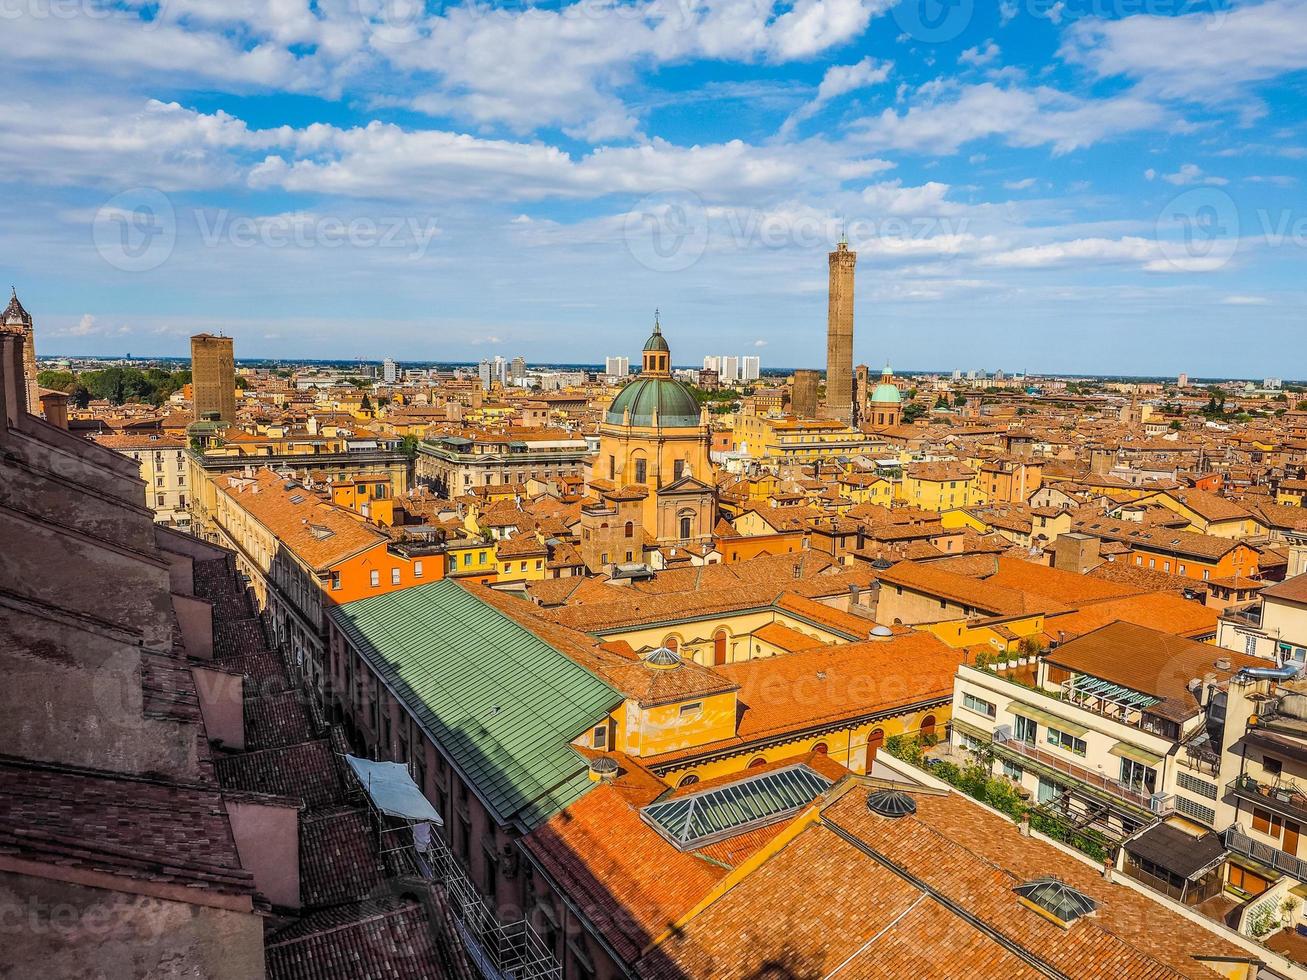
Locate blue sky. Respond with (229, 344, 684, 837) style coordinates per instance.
(2, 0, 1305, 375)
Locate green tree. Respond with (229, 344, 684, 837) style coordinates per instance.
(399, 435, 420, 462)
(360, 393, 372, 411)
(902, 403, 926, 423)
(934, 394, 950, 409)
(952, 392, 968, 407)
(36, 370, 76, 392)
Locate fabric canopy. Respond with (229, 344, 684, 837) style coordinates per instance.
(346, 755, 444, 825)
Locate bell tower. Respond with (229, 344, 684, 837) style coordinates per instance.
(2, 289, 37, 415)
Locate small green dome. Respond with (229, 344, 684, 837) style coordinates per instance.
(606, 377, 700, 427)
(644, 327, 670, 353)
(871, 382, 902, 404)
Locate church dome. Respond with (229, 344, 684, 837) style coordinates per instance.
(606, 377, 700, 427)
(643, 327, 670, 353)
(871, 382, 902, 405)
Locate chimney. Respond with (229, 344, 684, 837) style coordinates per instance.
(1101, 856, 1114, 882)
(39, 390, 69, 430)
(1019, 813, 1030, 837)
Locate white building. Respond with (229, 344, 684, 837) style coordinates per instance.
(703, 355, 721, 373)
(382, 357, 397, 383)
(740, 355, 760, 382)
(720, 356, 740, 382)
(605, 355, 630, 379)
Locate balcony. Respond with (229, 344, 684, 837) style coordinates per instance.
(992, 731, 1155, 812)
(1226, 773, 1307, 825)
(1223, 827, 1307, 883)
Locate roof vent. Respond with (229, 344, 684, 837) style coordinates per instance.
(871, 557, 894, 571)
(1215, 657, 1232, 671)
(866, 788, 917, 819)
(1013, 877, 1098, 928)
(870, 624, 894, 639)
(588, 756, 619, 781)
(643, 646, 682, 669)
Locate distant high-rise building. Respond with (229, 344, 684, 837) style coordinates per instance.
(703, 355, 721, 374)
(721, 356, 740, 383)
(1177, 373, 1189, 388)
(511, 356, 527, 382)
(382, 357, 397, 383)
(605, 355, 630, 378)
(1, 289, 37, 415)
(994, 369, 1005, 382)
(1265, 377, 1282, 390)
(825, 237, 856, 422)
(740, 356, 761, 382)
(190, 333, 236, 422)
(952, 369, 962, 381)
(477, 360, 492, 390)
(792, 369, 820, 419)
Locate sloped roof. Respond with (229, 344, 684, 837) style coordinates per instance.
(329, 579, 622, 830)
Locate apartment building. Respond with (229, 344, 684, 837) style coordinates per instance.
(951, 622, 1261, 842)
(93, 431, 192, 528)
(415, 427, 590, 496)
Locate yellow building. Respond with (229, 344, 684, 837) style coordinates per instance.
(898, 462, 978, 512)
(733, 412, 877, 463)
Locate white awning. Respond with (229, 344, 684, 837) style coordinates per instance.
(346, 755, 444, 825)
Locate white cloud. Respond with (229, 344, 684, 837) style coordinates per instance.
(959, 41, 1000, 67)
(754, 339, 769, 346)
(779, 56, 893, 136)
(860, 180, 961, 215)
(1062, 0, 1307, 110)
(981, 236, 1233, 273)
(1162, 163, 1227, 186)
(1221, 295, 1270, 305)
(1004, 177, 1037, 190)
(851, 82, 1166, 155)
(1144, 168, 1156, 181)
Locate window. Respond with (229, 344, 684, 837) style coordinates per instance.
(1176, 771, 1218, 800)
(1246, 634, 1259, 656)
(1265, 757, 1284, 778)
(674, 459, 686, 480)
(370, 570, 380, 587)
(414, 560, 424, 578)
(1014, 715, 1037, 744)
(634, 458, 647, 483)
(963, 693, 996, 718)
(391, 568, 401, 585)
(678, 774, 699, 788)
(462, 553, 472, 567)
(479, 552, 488, 565)
(1174, 796, 1216, 825)
(624, 521, 634, 538)
(1202, 569, 1210, 581)
(747, 757, 767, 769)
(713, 630, 727, 666)
(330, 571, 341, 591)
(679, 701, 702, 718)
(1046, 726, 1086, 756)
(1228, 864, 1271, 897)
(1178, 564, 1186, 575)
(1002, 760, 1024, 781)
(1119, 758, 1157, 795)
(592, 725, 607, 749)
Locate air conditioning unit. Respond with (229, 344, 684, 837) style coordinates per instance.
(1149, 793, 1173, 815)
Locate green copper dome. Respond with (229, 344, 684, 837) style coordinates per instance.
(644, 322, 670, 353)
(870, 382, 902, 404)
(606, 377, 700, 427)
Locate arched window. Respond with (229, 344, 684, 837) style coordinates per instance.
(812, 742, 829, 755)
(921, 715, 937, 742)
(678, 774, 699, 788)
(624, 521, 634, 538)
(713, 630, 727, 666)
(865, 728, 885, 770)
(679, 510, 694, 541)
(747, 757, 767, 769)
(664, 636, 678, 652)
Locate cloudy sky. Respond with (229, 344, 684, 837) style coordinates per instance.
(3, 0, 1305, 375)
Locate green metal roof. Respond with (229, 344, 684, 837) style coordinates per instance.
(329, 579, 621, 830)
(605, 376, 700, 427)
(641, 763, 832, 849)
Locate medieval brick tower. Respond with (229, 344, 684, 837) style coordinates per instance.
(825, 236, 856, 423)
(190, 333, 237, 423)
(2, 290, 37, 415)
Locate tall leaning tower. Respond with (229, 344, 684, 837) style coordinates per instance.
(825, 236, 856, 423)
(190, 333, 237, 423)
(2, 289, 38, 415)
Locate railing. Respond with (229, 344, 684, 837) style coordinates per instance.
(423, 838, 562, 980)
(1227, 775, 1307, 825)
(1223, 827, 1307, 883)
(992, 732, 1153, 811)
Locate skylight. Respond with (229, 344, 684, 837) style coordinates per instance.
(1014, 877, 1098, 927)
(641, 764, 832, 849)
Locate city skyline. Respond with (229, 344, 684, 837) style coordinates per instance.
(2, 0, 1305, 374)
